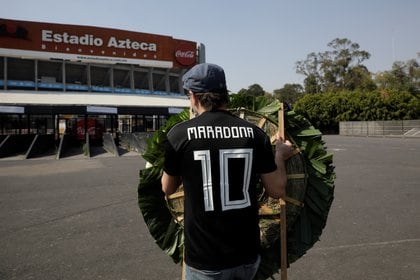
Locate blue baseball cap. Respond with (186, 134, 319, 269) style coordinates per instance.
(182, 63, 228, 95)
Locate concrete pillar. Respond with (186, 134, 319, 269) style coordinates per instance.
(148, 68, 154, 91)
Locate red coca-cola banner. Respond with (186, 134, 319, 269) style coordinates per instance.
(175, 42, 196, 66)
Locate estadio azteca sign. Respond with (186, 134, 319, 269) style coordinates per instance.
(0, 18, 197, 68)
(41, 30, 157, 51)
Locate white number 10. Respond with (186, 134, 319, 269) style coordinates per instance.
(194, 149, 253, 212)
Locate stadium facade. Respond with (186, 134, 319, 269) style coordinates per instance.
(0, 18, 204, 157)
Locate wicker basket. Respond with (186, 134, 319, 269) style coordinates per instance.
(166, 187, 185, 225)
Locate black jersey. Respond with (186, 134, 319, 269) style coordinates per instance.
(163, 110, 276, 270)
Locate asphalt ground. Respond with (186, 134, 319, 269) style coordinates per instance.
(0, 136, 419, 280)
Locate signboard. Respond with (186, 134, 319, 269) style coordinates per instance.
(168, 107, 185, 114)
(0, 18, 197, 68)
(86, 106, 117, 114)
(0, 105, 25, 113)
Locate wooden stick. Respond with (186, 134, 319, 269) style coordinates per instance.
(278, 103, 288, 280)
(280, 198, 287, 280)
(182, 250, 186, 280)
(278, 103, 285, 140)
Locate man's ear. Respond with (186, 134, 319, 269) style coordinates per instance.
(190, 92, 198, 106)
(189, 92, 202, 116)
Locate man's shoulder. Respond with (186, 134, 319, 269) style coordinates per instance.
(167, 119, 190, 137)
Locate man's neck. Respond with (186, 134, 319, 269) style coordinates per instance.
(195, 106, 227, 116)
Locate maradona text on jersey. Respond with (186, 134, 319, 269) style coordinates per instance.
(187, 126, 255, 140)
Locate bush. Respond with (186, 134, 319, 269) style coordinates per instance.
(293, 90, 420, 133)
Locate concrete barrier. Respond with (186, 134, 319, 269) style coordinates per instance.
(56, 134, 69, 160)
(133, 132, 154, 153)
(120, 132, 153, 153)
(339, 120, 420, 137)
(84, 134, 91, 158)
(0, 134, 35, 158)
(103, 133, 119, 157)
(25, 134, 56, 159)
(0, 135, 6, 145)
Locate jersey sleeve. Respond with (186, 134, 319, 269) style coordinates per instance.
(163, 139, 181, 176)
(254, 131, 277, 174)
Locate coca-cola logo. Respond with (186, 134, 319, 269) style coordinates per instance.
(175, 42, 196, 66)
(176, 50, 194, 58)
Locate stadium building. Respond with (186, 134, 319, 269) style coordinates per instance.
(0, 18, 204, 158)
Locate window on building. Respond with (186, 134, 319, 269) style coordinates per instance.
(113, 67, 131, 89)
(133, 68, 149, 91)
(65, 62, 89, 91)
(91, 65, 111, 90)
(38, 60, 63, 83)
(7, 57, 35, 83)
(169, 75, 180, 94)
(152, 70, 166, 92)
(29, 115, 54, 135)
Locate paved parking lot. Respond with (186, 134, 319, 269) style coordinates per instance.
(0, 136, 419, 280)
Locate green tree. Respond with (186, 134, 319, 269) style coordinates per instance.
(343, 65, 377, 91)
(235, 84, 272, 110)
(273, 83, 304, 105)
(296, 52, 322, 93)
(296, 38, 374, 93)
(238, 83, 266, 97)
(375, 58, 420, 95)
(229, 92, 255, 109)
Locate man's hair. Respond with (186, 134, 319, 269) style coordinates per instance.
(194, 92, 229, 111)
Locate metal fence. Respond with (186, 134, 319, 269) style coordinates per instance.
(339, 120, 420, 137)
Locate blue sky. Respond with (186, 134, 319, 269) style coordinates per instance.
(1, 0, 419, 93)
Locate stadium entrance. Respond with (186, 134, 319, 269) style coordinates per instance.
(0, 18, 203, 159)
(0, 106, 173, 159)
